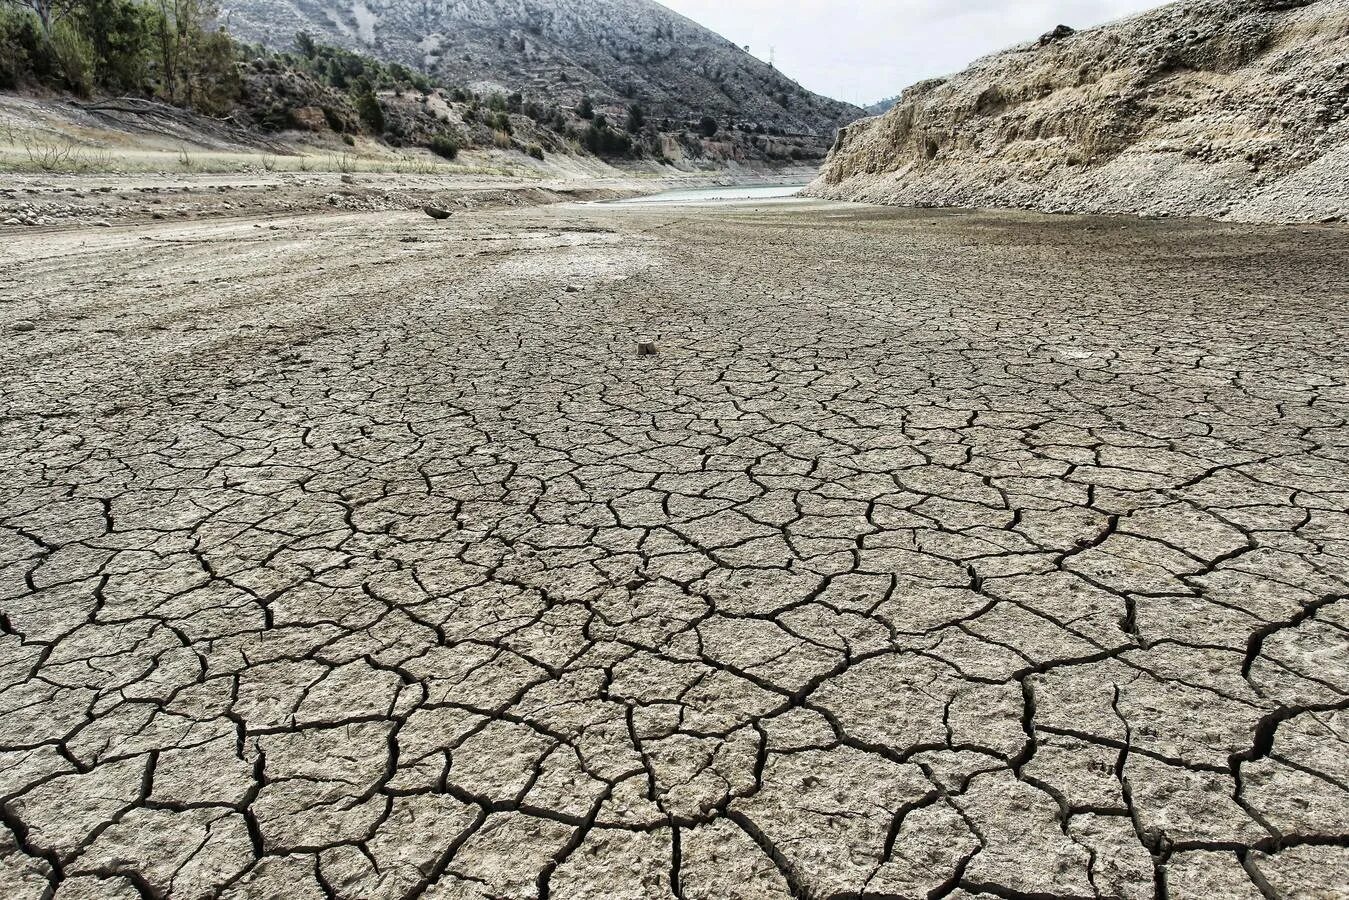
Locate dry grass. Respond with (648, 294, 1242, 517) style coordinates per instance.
(0, 128, 121, 174)
(0, 129, 543, 178)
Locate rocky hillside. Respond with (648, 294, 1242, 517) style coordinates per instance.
(806, 0, 1349, 223)
(220, 0, 859, 140)
(863, 96, 899, 116)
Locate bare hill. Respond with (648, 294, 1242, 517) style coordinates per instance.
(221, 0, 860, 139)
(806, 0, 1349, 223)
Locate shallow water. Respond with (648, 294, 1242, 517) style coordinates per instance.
(610, 183, 809, 205)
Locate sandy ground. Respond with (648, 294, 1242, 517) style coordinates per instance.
(0, 169, 820, 228)
(1, 195, 1348, 899)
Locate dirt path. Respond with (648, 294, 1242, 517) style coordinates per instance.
(1, 200, 1347, 899)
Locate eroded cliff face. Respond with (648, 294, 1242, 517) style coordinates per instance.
(806, 0, 1349, 222)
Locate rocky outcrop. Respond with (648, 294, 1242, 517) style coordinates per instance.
(806, 0, 1349, 222)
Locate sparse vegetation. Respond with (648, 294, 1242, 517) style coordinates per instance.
(23, 133, 76, 170)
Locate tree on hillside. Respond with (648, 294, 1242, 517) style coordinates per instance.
(698, 115, 718, 138)
(576, 94, 593, 119)
(154, 0, 237, 113)
(1, 0, 84, 41)
(355, 81, 384, 133)
(81, 0, 158, 92)
(625, 103, 644, 134)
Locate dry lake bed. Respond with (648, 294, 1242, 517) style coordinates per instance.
(1, 194, 1347, 899)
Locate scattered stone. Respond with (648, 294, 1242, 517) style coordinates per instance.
(10, 320, 36, 332)
(423, 205, 452, 220)
(636, 339, 658, 356)
(2, 218, 19, 226)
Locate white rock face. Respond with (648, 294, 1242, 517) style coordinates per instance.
(806, 0, 1349, 223)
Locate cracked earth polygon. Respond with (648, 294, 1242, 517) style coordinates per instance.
(1, 204, 1346, 899)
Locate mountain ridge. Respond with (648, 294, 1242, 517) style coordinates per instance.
(220, 0, 860, 140)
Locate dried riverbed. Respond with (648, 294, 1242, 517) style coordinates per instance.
(1, 196, 1347, 899)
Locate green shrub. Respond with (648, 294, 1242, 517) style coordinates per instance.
(626, 103, 644, 133)
(582, 119, 632, 156)
(0, 10, 43, 90)
(526, 143, 544, 160)
(355, 88, 384, 133)
(321, 106, 346, 132)
(78, 0, 157, 94)
(428, 133, 459, 159)
(50, 22, 95, 95)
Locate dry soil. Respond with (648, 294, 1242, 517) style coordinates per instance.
(1, 196, 1347, 899)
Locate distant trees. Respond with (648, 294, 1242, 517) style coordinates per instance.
(1, 0, 83, 42)
(698, 115, 718, 138)
(0, 0, 235, 106)
(154, 0, 238, 113)
(582, 114, 631, 156)
(625, 102, 644, 133)
(0, 2, 621, 165)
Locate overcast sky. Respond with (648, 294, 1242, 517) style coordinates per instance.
(656, 0, 1168, 105)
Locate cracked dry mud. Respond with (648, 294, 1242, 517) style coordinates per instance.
(1, 200, 1347, 900)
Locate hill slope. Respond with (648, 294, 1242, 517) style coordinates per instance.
(863, 96, 898, 116)
(221, 0, 859, 139)
(806, 0, 1349, 223)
